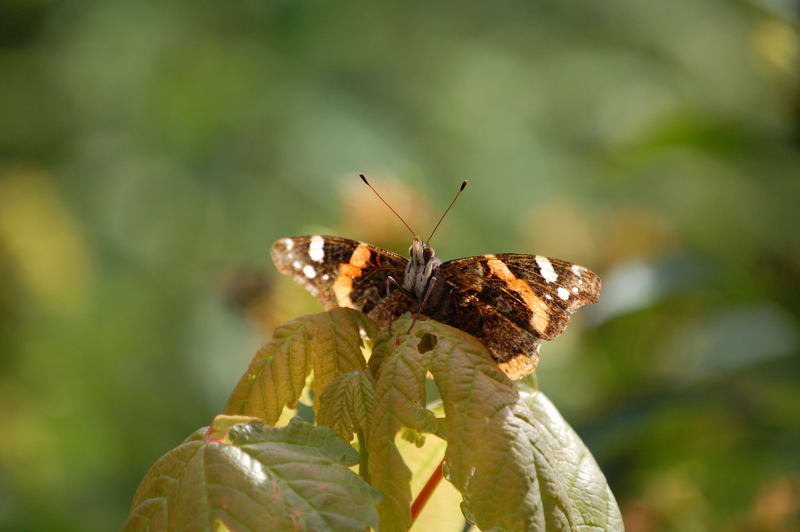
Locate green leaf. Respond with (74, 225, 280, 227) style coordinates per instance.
(228, 416, 362, 465)
(520, 389, 624, 531)
(123, 416, 381, 532)
(368, 315, 622, 532)
(366, 322, 448, 532)
(317, 370, 375, 444)
(225, 308, 376, 423)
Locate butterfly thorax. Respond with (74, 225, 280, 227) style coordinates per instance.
(403, 236, 441, 300)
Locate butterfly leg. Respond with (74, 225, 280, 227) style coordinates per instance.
(385, 276, 409, 334)
(386, 276, 403, 297)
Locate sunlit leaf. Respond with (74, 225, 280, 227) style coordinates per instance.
(367, 322, 446, 532)
(317, 370, 375, 444)
(368, 314, 622, 532)
(225, 308, 376, 423)
(123, 416, 381, 532)
(521, 389, 624, 531)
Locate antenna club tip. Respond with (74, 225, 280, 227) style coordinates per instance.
(359, 173, 369, 185)
(460, 180, 468, 190)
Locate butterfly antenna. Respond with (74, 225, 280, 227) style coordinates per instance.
(359, 174, 417, 237)
(426, 180, 468, 244)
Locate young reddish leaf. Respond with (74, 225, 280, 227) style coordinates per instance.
(123, 416, 381, 532)
(316, 370, 375, 444)
(205, 414, 261, 443)
(225, 308, 376, 423)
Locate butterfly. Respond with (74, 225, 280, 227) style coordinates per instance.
(270, 178, 601, 380)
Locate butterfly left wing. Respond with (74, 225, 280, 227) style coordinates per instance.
(428, 253, 601, 379)
(271, 235, 408, 314)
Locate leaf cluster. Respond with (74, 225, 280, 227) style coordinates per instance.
(125, 309, 622, 531)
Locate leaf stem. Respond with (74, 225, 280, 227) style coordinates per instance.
(356, 429, 370, 484)
(410, 457, 445, 524)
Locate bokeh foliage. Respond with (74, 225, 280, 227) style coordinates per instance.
(1, 0, 798, 530)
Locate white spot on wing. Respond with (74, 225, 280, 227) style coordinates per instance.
(545, 294, 553, 300)
(292, 260, 302, 270)
(571, 264, 583, 274)
(322, 274, 329, 281)
(283, 238, 294, 251)
(571, 286, 579, 294)
(309, 235, 325, 262)
(536, 256, 558, 283)
(303, 265, 317, 278)
(557, 287, 570, 300)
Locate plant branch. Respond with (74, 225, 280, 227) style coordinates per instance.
(410, 456, 445, 524)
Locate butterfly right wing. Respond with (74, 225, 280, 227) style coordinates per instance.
(427, 253, 601, 379)
(438, 253, 600, 340)
(271, 235, 408, 314)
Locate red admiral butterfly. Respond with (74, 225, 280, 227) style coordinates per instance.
(271, 176, 601, 379)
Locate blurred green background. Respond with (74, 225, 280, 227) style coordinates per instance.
(1, 0, 799, 530)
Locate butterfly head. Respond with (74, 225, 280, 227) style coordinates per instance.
(358, 174, 465, 301)
(404, 236, 441, 299)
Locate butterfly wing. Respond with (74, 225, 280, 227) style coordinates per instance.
(429, 254, 601, 379)
(272, 237, 601, 380)
(271, 236, 408, 314)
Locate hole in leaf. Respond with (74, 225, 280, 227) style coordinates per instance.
(417, 333, 438, 353)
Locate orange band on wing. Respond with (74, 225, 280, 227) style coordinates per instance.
(333, 244, 371, 307)
(486, 258, 550, 335)
(497, 352, 539, 380)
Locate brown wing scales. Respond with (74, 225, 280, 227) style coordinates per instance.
(270, 236, 407, 313)
(429, 254, 601, 379)
(440, 254, 600, 339)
